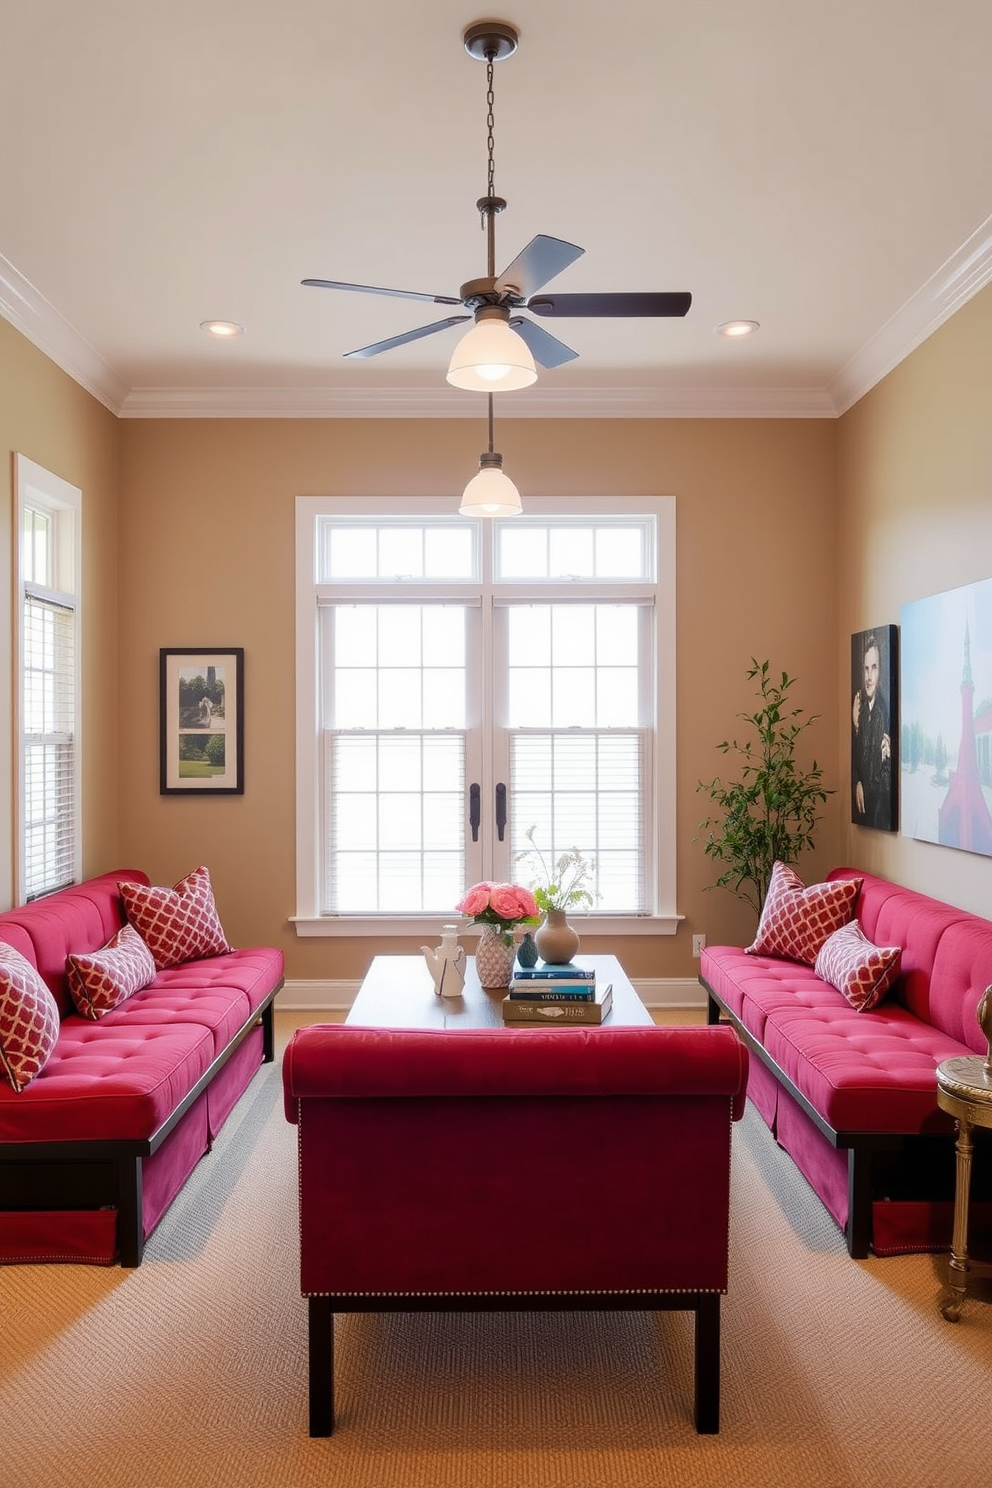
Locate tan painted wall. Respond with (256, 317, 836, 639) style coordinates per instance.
(0, 319, 120, 905)
(118, 415, 840, 982)
(837, 282, 992, 916)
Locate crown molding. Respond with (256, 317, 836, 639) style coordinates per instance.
(118, 382, 838, 419)
(829, 210, 992, 415)
(0, 253, 128, 414)
(4, 215, 992, 421)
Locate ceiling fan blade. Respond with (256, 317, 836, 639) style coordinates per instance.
(495, 235, 585, 299)
(509, 316, 578, 369)
(343, 315, 470, 360)
(528, 291, 692, 318)
(302, 278, 463, 307)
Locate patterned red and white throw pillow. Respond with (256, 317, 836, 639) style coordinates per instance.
(67, 924, 157, 1019)
(815, 920, 902, 1012)
(0, 943, 60, 1092)
(746, 861, 862, 966)
(119, 864, 233, 971)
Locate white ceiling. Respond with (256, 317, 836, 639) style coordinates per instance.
(2, 0, 991, 419)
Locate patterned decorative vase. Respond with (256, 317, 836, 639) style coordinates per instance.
(516, 931, 539, 968)
(475, 923, 517, 988)
(535, 908, 580, 966)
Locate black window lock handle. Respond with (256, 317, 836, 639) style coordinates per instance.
(495, 782, 507, 842)
(469, 783, 481, 842)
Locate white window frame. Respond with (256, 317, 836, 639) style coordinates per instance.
(294, 495, 677, 937)
(14, 455, 82, 903)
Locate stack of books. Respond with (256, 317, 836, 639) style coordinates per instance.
(502, 963, 613, 1025)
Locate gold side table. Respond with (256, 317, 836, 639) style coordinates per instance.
(936, 1055, 992, 1321)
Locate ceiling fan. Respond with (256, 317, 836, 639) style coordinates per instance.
(302, 21, 691, 390)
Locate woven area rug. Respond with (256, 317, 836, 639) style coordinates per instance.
(2, 1049, 991, 1488)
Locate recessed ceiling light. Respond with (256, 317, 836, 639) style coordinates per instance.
(199, 320, 245, 338)
(716, 320, 760, 338)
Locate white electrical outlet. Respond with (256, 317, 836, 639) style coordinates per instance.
(692, 934, 706, 958)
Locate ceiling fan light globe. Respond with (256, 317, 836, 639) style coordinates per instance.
(459, 464, 522, 518)
(446, 320, 537, 392)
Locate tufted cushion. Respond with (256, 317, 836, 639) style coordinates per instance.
(119, 865, 233, 971)
(67, 924, 157, 1020)
(746, 862, 861, 966)
(0, 944, 61, 1092)
(815, 920, 902, 1012)
(0, 1019, 216, 1143)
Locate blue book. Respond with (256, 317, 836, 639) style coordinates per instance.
(511, 963, 596, 980)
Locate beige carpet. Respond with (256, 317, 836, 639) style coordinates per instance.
(2, 1022, 991, 1488)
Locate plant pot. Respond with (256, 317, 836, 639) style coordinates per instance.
(474, 923, 517, 988)
(535, 909, 580, 966)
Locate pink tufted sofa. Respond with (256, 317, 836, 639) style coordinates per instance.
(0, 870, 283, 1266)
(283, 1022, 749, 1435)
(701, 867, 992, 1257)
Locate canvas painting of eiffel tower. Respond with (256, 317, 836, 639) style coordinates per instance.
(900, 578, 992, 856)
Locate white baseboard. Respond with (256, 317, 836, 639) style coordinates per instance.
(638, 978, 707, 1009)
(277, 976, 706, 1012)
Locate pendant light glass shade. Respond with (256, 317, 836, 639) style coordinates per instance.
(459, 453, 522, 517)
(446, 313, 537, 392)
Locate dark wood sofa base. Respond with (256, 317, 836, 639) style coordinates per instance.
(306, 1290, 722, 1437)
(704, 977, 922, 1259)
(0, 984, 281, 1267)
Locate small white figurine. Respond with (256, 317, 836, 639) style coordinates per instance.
(421, 925, 466, 998)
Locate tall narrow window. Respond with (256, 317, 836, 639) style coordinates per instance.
(295, 497, 676, 936)
(15, 457, 81, 902)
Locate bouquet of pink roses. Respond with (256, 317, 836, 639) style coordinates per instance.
(455, 881, 541, 944)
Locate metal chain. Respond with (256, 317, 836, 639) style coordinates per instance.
(481, 54, 496, 229)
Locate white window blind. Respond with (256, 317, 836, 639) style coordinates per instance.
(325, 731, 466, 912)
(508, 731, 646, 912)
(22, 595, 77, 899)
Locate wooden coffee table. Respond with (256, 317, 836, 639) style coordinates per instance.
(348, 953, 653, 1029)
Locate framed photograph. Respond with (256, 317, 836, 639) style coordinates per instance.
(901, 578, 992, 856)
(851, 625, 898, 831)
(160, 648, 244, 795)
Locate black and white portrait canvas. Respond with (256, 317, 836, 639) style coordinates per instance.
(851, 625, 898, 831)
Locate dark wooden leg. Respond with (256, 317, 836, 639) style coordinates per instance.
(845, 1146, 873, 1259)
(261, 1000, 275, 1063)
(308, 1296, 334, 1436)
(117, 1156, 144, 1268)
(693, 1294, 720, 1434)
(706, 994, 721, 1026)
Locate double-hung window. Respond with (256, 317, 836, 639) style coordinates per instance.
(295, 496, 676, 935)
(14, 456, 82, 902)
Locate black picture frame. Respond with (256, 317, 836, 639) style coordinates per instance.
(160, 648, 244, 795)
(850, 625, 898, 830)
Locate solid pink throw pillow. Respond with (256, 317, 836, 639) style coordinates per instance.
(67, 924, 157, 1019)
(119, 864, 233, 970)
(815, 920, 902, 1012)
(746, 861, 861, 966)
(0, 943, 60, 1092)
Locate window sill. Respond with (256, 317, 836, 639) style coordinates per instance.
(291, 914, 683, 938)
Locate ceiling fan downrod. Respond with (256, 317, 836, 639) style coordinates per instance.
(463, 21, 518, 282)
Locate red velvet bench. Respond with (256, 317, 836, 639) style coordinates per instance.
(0, 870, 283, 1266)
(283, 1021, 749, 1435)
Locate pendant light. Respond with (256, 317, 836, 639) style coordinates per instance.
(446, 28, 537, 393)
(459, 395, 523, 517)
